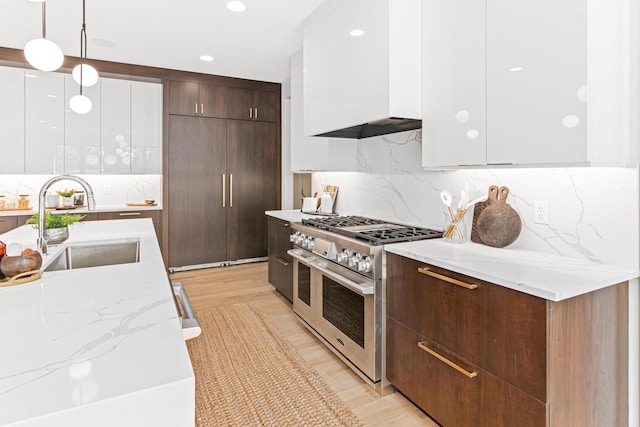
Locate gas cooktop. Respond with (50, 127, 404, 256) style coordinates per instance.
(301, 215, 442, 245)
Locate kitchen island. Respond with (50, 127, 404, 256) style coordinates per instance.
(0, 219, 194, 427)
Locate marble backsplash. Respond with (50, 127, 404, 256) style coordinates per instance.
(311, 130, 639, 270)
(0, 174, 162, 209)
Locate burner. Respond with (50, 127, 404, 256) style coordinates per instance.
(301, 215, 442, 245)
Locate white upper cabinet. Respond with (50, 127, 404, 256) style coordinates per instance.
(303, 0, 421, 138)
(101, 78, 132, 173)
(486, 0, 587, 165)
(422, 0, 635, 168)
(131, 81, 162, 174)
(0, 67, 25, 173)
(64, 75, 101, 173)
(422, 0, 486, 168)
(25, 70, 64, 173)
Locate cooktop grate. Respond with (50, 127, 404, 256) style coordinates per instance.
(302, 215, 442, 245)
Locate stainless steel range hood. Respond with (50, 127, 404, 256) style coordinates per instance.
(313, 117, 422, 139)
(303, 0, 422, 140)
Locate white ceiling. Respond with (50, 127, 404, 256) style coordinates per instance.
(0, 0, 325, 83)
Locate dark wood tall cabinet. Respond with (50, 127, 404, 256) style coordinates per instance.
(166, 79, 281, 269)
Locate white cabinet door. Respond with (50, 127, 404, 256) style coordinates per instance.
(422, 0, 486, 168)
(486, 0, 587, 165)
(64, 75, 101, 173)
(101, 78, 131, 173)
(25, 70, 65, 173)
(131, 81, 162, 174)
(290, 50, 330, 171)
(0, 67, 25, 173)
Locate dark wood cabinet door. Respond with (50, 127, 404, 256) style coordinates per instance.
(252, 90, 279, 122)
(168, 116, 227, 267)
(387, 317, 480, 427)
(386, 253, 481, 363)
(168, 81, 200, 116)
(226, 87, 254, 120)
(226, 120, 279, 261)
(200, 84, 227, 118)
(482, 283, 548, 402)
(226, 88, 279, 122)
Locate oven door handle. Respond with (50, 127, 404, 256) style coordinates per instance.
(311, 261, 374, 296)
(287, 248, 317, 266)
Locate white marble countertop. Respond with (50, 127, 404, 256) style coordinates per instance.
(0, 220, 194, 426)
(265, 209, 332, 223)
(385, 239, 639, 302)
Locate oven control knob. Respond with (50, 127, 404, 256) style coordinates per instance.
(349, 253, 361, 268)
(305, 237, 316, 250)
(289, 232, 299, 243)
(337, 249, 351, 263)
(358, 256, 372, 273)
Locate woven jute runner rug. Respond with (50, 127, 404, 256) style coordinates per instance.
(186, 303, 364, 427)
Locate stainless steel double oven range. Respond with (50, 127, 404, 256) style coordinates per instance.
(288, 216, 441, 393)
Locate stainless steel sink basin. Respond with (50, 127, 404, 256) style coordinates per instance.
(44, 240, 140, 272)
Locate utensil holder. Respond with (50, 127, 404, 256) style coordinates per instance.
(444, 208, 467, 243)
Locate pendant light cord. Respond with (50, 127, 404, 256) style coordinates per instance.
(78, 0, 87, 95)
(41, 2, 46, 39)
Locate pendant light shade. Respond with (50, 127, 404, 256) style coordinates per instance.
(24, 3, 64, 71)
(70, 0, 98, 114)
(69, 94, 92, 114)
(72, 63, 99, 87)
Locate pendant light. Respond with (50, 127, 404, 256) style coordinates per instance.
(71, 0, 98, 87)
(70, 0, 97, 114)
(24, 1, 64, 72)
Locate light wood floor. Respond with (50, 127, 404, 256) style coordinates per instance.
(171, 262, 437, 427)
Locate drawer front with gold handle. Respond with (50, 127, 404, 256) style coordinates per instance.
(119, 212, 142, 217)
(418, 267, 478, 289)
(418, 341, 478, 378)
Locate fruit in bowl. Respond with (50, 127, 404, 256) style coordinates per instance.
(0, 249, 42, 278)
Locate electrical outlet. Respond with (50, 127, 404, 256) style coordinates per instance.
(534, 201, 548, 224)
(103, 185, 110, 196)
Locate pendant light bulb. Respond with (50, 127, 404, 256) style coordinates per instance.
(72, 63, 99, 87)
(24, 38, 64, 72)
(70, 94, 92, 114)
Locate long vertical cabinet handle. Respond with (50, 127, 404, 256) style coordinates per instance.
(417, 342, 478, 379)
(195, 103, 198, 115)
(222, 174, 226, 207)
(254, 108, 258, 119)
(201, 103, 204, 116)
(249, 108, 253, 119)
(230, 174, 233, 207)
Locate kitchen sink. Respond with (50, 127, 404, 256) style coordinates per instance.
(44, 240, 140, 272)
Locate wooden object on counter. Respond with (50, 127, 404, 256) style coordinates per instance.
(476, 186, 522, 248)
(385, 252, 628, 427)
(470, 185, 498, 243)
(0, 270, 41, 287)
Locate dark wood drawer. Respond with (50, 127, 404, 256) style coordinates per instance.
(98, 210, 161, 245)
(267, 216, 292, 257)
(387, 317, 480, 427)
(386, 253, 481, 362)
(0, 217, 18, 233)
(268, 250, 293, 302)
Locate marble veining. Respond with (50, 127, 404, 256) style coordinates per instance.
(312, 130, 639, 270)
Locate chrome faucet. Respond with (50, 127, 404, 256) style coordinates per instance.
(37, 174, 96, 254)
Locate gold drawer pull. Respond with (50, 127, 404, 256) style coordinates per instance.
(275, 256, 290, 266)
(119, 212, 142, 217)
(417, 267, 477, 290)
(417, 342, 478, 379)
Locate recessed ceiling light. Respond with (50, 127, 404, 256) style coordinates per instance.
(200, 55, 214, 62)
(349, 29, 365, 37)
(226, 1, 247, 12)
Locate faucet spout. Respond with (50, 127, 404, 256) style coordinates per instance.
(37, 175, 96, 254)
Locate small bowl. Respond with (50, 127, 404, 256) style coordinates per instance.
(0, 253, 43, 278)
